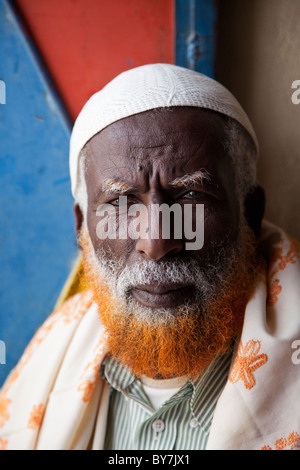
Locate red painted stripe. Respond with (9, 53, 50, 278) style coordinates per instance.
(14, 0, 175, 121)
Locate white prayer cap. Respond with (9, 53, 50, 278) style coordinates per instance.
(70, 63, 258, 200)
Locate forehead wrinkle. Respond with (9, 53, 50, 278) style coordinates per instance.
(105, 122, 208, 151)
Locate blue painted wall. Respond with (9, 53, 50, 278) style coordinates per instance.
(176, 0, 217, 77)
(0, 1, 77, 385)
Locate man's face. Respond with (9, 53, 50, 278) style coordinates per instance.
(78, 107, 259, 378)
(84, 108, 241, 303)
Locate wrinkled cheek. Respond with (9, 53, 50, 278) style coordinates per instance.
(88, 213, 135, 266)
(203, 207, 240, 248)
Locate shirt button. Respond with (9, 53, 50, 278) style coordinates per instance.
(152, 419, 165, 433)
(189, 418, 199, 428)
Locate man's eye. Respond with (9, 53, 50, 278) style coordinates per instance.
(182, 190, 203, 200)
(110, 198, 120, 206)
(109, 196, 135, 207)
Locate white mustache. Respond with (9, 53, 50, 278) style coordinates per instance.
(117, 259, 209, 293)
(89, 226, 240, 303)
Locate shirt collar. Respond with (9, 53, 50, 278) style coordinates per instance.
(101, 351, 232, 425)
(101, 355, 136, 392)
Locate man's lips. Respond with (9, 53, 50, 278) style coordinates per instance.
(131, 282, 194, 308)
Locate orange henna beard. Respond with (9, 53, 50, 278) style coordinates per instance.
(79, 228, 262, 380)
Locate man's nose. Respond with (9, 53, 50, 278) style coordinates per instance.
(135, 204, 184, 261)
(136, 236, 184, 261)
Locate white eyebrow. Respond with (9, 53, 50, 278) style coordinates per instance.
(101, 170, 211, 195)
(102, 178, 137, 195)
(169, 170, 211, 188)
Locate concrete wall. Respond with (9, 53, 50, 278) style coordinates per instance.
(216, 0, 300, 241)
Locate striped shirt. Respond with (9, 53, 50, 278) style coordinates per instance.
(101, 352, 232, 450)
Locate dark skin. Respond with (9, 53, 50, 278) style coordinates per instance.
(74, 108, 265, 308)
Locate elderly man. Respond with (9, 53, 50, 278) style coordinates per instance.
(0, 64, 299, 451)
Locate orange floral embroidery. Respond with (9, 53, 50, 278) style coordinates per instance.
(229, 340, 268, 390)
(261, 431, 300, 450)
(0, 396, 11, 428)
(0, 438, 8, 450)
(0, 290, 93, 401)
(78, 380, 96, 403)
(59, 289, 93, 324)
(267, 235, 300, 307)
(78, 334, 107, 402)
(27, 403, 45, 430)
(0, 290, 93, 431)
(267, 279, 282, 307)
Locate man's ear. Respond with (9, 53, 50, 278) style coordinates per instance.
(244, 185, 265, 237)
(73, 203, 84, 236)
